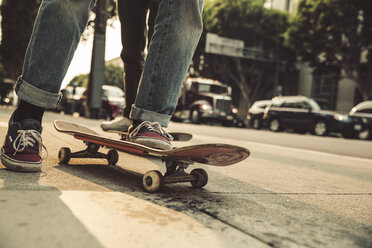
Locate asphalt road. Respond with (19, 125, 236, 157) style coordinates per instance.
(0, 107, 371, 248)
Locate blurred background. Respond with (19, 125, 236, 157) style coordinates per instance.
(0, 0, 371, 139)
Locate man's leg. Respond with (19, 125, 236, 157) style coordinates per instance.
(128, 0, 204, 149)
(120, 0, 149, 119)
(1, 0, 95, 172)
(101, 0, 155, 132)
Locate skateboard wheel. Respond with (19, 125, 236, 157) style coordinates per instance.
(59, 147, 71, 164)
(190, 169, 208, 188)
(107, 150, 119, 165)
(143, 170, 163, 193)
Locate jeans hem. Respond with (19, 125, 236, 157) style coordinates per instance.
(130, 105, 171, 127)
(15, 77, 62, 109)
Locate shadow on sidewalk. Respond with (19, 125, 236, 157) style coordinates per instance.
(0, 168, 104, 248)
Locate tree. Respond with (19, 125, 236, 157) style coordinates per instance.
(0, 0, 41, 80)
(104, 63, 124, 89)
(285, 0, 372, 100)
(84, 0, 117, 38)
(68, 63, 123, 90)
(192, 0, 297, 120)
(69, 74, 90, 88)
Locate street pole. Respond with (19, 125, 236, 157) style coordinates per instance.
(87, 0, 107, 119)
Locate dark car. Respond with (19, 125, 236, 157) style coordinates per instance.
(349, 101, 372, 140)
(263, 96, 363, 137)
(246, 100, 271, 129)
(58, 86, 86, 114)
(78, 85, 125, 120)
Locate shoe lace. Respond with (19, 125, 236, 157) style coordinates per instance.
(128, 121, 174, 141)
(12, 129, 48, 158)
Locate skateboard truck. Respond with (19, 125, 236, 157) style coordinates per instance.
(58, 142, 119, 166)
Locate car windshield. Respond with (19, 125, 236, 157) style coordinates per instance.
(194, 83, 228, 94)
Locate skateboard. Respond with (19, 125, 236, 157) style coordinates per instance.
(105, 129, 193, 142)
(54, 120, 250, 193)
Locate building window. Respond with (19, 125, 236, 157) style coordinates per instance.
(311, 73, 338, 110)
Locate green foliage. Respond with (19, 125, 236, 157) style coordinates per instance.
(84, 0, 118, 39)
(68, 63, 123, 90)
(0, 0, 41, 79)
(104, 63, 124, 89)
(286, 0, 372, 100)
(69, 74, 90, 88)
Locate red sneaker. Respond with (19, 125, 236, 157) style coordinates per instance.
(1, 113, 46, 172)
(128, 121, 173, 150)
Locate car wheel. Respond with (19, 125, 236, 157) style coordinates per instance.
(269, 118, 280, 132)
(190, 108, 201, 124)
(358, 129, 370, 140)
(313, 120, 327, 136)
(252, 118, 262, 129)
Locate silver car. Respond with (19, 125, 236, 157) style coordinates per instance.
(349, 101, 372, 140)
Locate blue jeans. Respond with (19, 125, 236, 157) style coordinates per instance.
(16, 0, 204, 127)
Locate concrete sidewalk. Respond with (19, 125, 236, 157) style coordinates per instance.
(0, 108, 371, 248)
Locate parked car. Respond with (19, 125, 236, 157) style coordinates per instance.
(58, 86, 86, 114)
(78, 85, 125, 120)
(349, 101, 372, 140)
(173, 77, 237, 125)
(246, 100, 272, 129)
(262, 96, 363, 137)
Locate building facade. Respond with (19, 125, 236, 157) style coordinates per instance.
(267, 0, 360, 112)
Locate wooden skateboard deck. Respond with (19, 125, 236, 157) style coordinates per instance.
(104, 129, 193, 142)
(54, 120, 250, 192)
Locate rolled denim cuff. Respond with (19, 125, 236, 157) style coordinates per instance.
(15, 77, 62, 109)
(130, 105, 171, 127)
